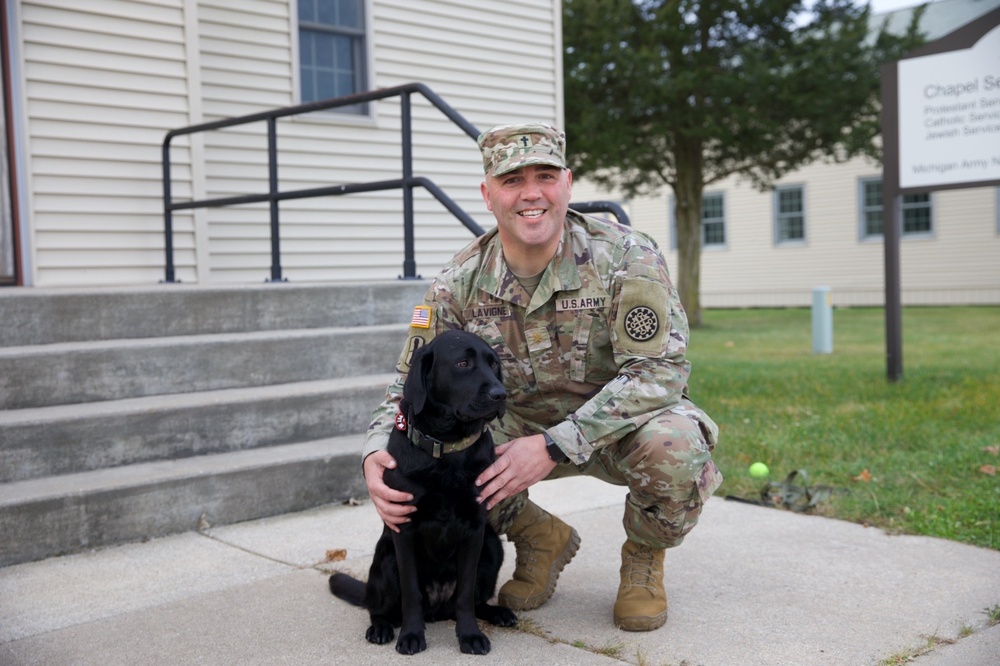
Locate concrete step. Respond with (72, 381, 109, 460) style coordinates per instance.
(0, 325, 408, 410)
(0, 374, 397, 484)
(0, 435, 367, 567)
(0, 280, 424, 568)
(0, 280, 429, 346)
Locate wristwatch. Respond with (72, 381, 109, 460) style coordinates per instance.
(542, 432, 569, 464)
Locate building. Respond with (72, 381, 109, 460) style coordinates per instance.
(3, 0, 998, 306)
(1, 0, 564, 287)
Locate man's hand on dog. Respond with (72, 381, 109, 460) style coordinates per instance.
(363, 450, 416, 532)
(476, 434, 557, 510)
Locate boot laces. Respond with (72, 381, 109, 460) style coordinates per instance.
(622, 546, 659, 591)
(514, 539, 540, 571)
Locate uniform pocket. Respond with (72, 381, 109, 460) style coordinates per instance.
(468, 321, 530, 388)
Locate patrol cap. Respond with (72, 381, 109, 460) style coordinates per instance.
(477, 123, 567, 178)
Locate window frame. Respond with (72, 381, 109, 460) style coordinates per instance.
(858, 176, 935, 241)
(859, 177, 884, 240)
(668, 192, 727, 251)
(700, 191, 727, 249)
(292, 0, 374, 117)
(773, 184, 806, 246)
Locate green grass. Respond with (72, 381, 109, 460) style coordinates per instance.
(688, 306, 1000, 550)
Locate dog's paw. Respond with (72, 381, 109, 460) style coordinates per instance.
(395, 630, 426, 655)
(478, 603, 517, 627)
(458, 631, 491, 655)
(365, 621, 394, 645)
(493, 606, 518, 627)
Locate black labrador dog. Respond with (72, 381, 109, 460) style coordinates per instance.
(329, 329, 517, 655)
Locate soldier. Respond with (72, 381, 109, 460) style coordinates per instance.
(361, 122, 722, 631)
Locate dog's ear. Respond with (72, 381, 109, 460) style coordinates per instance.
(403, 344, 432, 414)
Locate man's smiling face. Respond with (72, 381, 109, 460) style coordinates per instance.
(480, 164, 572, 274)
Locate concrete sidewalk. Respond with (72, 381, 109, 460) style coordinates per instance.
(1, 476, 998, 665)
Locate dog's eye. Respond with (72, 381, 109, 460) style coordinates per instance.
(456, 359, 469, 368)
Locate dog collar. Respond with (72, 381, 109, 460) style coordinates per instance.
(395, 408, 485, 458)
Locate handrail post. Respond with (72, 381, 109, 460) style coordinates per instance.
(400, 92, 417, 279)
(162, 138, 177, 283)
(266, 117, 284, 282)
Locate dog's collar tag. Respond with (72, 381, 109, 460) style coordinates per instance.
(394, 410, 407, 432)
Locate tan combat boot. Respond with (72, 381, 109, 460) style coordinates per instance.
(613, 539, 667, 631)
(498, 500, 581, 610)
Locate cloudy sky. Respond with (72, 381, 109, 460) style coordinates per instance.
(861, 0, 936, 13)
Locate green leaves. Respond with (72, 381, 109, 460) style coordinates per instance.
(562, 0, 925, 324)
(564, 0, 924, 192)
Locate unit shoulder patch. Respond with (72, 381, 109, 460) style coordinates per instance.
(614, 277, 668, 356)
(624, 305, 659, 342)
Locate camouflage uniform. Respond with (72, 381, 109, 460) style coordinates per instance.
(362, 209, 723, 550)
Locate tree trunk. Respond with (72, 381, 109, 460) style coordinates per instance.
(673, 137, 704, 327)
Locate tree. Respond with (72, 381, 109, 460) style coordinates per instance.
(563, 0, 924, 325)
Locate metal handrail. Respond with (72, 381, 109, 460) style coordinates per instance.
(162, 82, 629, 283)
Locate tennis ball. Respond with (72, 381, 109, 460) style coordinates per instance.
(749, 462, 770, 478)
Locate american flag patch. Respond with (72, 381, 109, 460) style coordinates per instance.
(410, 305, 432, 329)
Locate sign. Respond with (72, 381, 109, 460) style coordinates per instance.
(897, 22, 1000, 190)
(880, 6, 1000, 382)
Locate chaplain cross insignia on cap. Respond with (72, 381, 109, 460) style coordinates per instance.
(477, 122, 567, 178)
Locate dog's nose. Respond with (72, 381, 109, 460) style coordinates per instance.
(488, 386, 507, 402)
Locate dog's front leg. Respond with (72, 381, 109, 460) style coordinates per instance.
(455, 523, 491, 655)
(391, 530, 426, 655)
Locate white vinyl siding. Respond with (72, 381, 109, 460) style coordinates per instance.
(574, 153, 1000, 307)
(22, 0, 190, 286)
(194, 0, 561, 284)
(18, 0, 562, 286)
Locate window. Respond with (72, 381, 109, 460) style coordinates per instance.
(859, 178, 934, 240)
(668, 193, 727, 250)
(861, 178, 884, 237)
(701, 193, 726, 247)
(297, 0, 368, 113)
(774, 185, 805, 244)
(902, 193, 933, 234)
